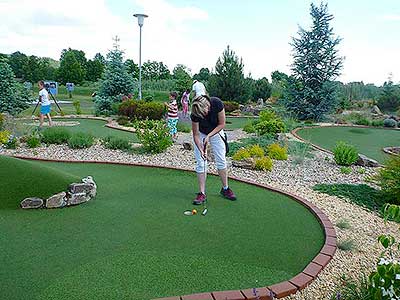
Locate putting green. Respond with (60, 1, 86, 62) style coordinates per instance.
(296, 126, 400, 163)
(0, 156, 324, 300)
(18, 118, 138, 141)
(225, 117, 256, 130)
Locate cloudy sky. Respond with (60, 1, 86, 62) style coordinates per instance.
(0, 0, 399, 85)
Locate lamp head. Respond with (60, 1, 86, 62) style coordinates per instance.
(134, 13, 148, 27)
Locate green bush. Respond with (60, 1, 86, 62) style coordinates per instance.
(254, 156, 273, 171)
(135, 101, 165, 120)
(228, 135, 276, 157)
(26, 135, 41, 148)
(134, 120, 173, 154)
(102, 136, 132, 151)
(373, 156, 400, 204)
(0, 130, 10, 145)
(255, 119, 285, 136)
(5, 135, 18, 149)
(67, 132, 94, 149)
(354, 115, 371, 126)
(259, 109, 277, 122)
(267, 143, 288, 160)
(116, 115, 130, 126)
(41, 127, 71, 144)
(333, 141, 359, 166)
(223, 101, 239, 113)
(118, 100, 138, 119)
(243, 121, 256, 133)
(248, 144, 264, 158)
(0, 113, 4, 130)
(371, 119, 384, 127)
(73, 100, 82, 115)
(232, 148, 251, 161)
(383, 118, 397, 128)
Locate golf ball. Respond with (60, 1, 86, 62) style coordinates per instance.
(192, 209, 197, 215)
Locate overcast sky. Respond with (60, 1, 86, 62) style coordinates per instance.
(0, 0, 399, 85)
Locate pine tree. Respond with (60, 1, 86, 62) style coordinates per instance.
(284, 2, 343, 120)
(94, 38, 135, 115)
(0, 59, 30, 115)
(208, 46, 249, 103)
(378, 77, 400, 112)
(57, 51, 85, 84)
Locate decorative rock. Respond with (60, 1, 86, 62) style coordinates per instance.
(383, 147, 400, 156)
(46, 192, 67, 208)
(232, 158, 255, 169)
(81, 176, 97, 197)
(21, 197, 44, 209)
(356, 154, 380, 167)
(182, 141, 193, 151)
(67, 192, 91, 206)
(371, 105, 383, 115)
(256, 98, 264, 107)
(69, 182, 96, 198)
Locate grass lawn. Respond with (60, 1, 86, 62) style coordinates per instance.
(0, 156, 324, 300)
(296, 126, 400, 163)
(17, 118, 138, 142)
(225, 117, 256, 130)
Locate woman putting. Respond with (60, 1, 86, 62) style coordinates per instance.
(191, 95, 236, 205)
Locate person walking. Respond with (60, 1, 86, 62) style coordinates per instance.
(37, 80, 52, 128)
(180, 89, 190, 118)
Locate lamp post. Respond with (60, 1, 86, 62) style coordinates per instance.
(133, 13, 148, 100)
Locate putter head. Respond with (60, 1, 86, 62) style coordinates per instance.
(201, 208, 208, 216)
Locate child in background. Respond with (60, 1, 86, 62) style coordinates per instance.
(166, 91, 179, 140)
(38, 80, 52, 128)
(181, 89, 190, 118)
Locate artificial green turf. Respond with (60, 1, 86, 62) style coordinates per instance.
(18, 118, 138, 142)
(225, 117, 256, 130)
(296, 126, 400, 163)
(0, 159, 324, 300)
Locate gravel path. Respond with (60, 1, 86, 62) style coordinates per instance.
(1, 130, 398, 299)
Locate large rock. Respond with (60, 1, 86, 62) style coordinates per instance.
(182, 141, 193, 151)
(81, 176, 97, 198)
(371, 105, 383, 115)
(256, 98, 264, 107)
(383, 147, 400, 156)
(232, 158, 255, 170)
(21, 197, 43, 209)
(69, 183, 96, 198)
(46, 192, 67, 209)
(356, 154, 380, 167)
(67, 192, 91, 206)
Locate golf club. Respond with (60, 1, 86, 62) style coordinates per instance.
(201, 138, 208, 216)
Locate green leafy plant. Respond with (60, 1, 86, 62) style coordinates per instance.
(0, 130, 10, 145)
(248, 144, 264, 158)
(259, 109, 277, 122)
(101, 136, 132, 151)
(267, 143, 288, 160)
(331, 275, 371, 300)
(223, 101, 240, 113)
(333, 141, 359, 166)
(5, 135, 18, 149)
(73, 100, 82, 115)
(371, 119, 384, 127)
(232, 148, 251, 161)
(357, 168, 366, 174)
(288, 141, 314, 165)
(383, 118, 397, 128)
(337, 239, 355, 251)
(243, 121, 257, 133)
(254, 156, 273, 171)
(336, 219, 351, 229)
(0, 113, 4, 130)
(40, 127, 71, 145)
(228, 135, 276, 157)
(116, 115, 130, 126)
(340, 166, 352, 174)
(67, 132, 94, 149)
(354, 115, 371, 126)
(255, 119, 285, 136)
(134, 120, 173, 154)
(26, 135, 41, 148)
(371, 156, 400, 204)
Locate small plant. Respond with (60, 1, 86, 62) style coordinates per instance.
(333, 141, 359, 166)
(232, 148, 251, 161)
(134, 120, 173, 154)
(73, 100, 82, 115)
(248, 144, 264, 158)
(371, 119, 384, 127)
(67, 132, 94, 149)
(0, 113, 4, 130)
(267, 143, 288, 160)
(371, 156, 400, 204)
(353, 114, 371, 126)
(357, 168, 366, 174)
(223, 101, 240, 113)
(243, 121, 256, 133)
(102, 136, 132, 151)
(288, 141, 313, 165)
(383, 118, 397, 128)
(254, 156, 273, 171)
(340, 166, 352, 174)
(255, 119, 285, 136)
(5, 135, 18, 149)
(41, 127, 71, 144)
(336, 219, 351, 229)
(0, 130, 11, 145)
(331, 275, 371, 300)
(259, 109, 277, 122)
(337, 239, 355, 251)
(116, 116, 130, 126)
(26, 135, 41, 148)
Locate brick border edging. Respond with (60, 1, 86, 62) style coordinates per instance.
(10, 155, 337, 300)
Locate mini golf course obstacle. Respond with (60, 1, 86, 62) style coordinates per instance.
(383, 146, 400, 156)
(21, 176, 97, 209)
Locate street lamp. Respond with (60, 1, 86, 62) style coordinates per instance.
(133, 13, 148, 100)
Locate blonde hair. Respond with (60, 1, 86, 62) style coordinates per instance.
(191, 95, 210, 118)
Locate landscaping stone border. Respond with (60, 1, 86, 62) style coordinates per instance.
(11, 155, 337, 300)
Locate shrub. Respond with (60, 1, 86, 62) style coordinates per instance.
(102, 136, 132, 151)
(243, 121, 256, 133)
(228, 135, 276, 157)
(232, 148, 251, 161)
(337, 239, 355, 251)
(248, 144, 264, 158)
(336, 219, 351, 229)
(254, 156, 273, 171)
(259, 109, 277, 122)
(331, 275, 371, 300)
(383, 118, 397, 128)
(267, 143, 288, 160)
(340, 166, 352, 174)
(223, 101, 239, 113)
(333, 141, 359, 166)
(0, 113, 4, 130)
(118, 100, 138, 119)
(372, 156, 400, 204)
(73, 100, 82, 115)
(135, 101, 165, 120)
(255, 119, 285, 135)
(26, 135, 41, 148)
(67, 132, 94, 149)
(116, 116, 130, 126)
(5, 135, 18, 149)
(371, 119, 384, 127)
(41, 127, 71, 144)
(354, 115, 371, 126)
(287, 141, 314, 164)
(0, 130, 10, 145)
(134, 120, 173, 154)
